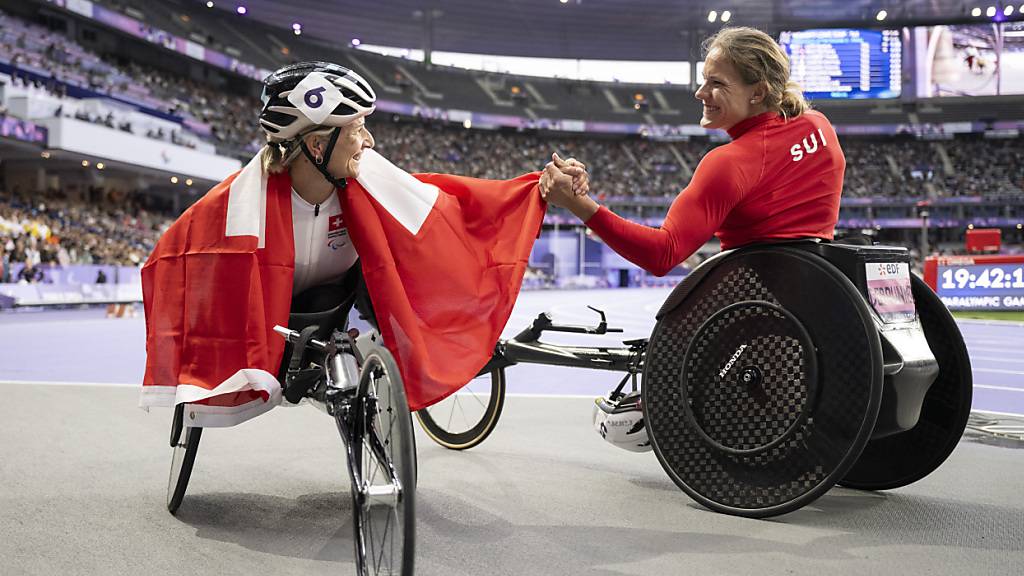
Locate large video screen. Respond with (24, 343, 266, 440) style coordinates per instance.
(914, 22, 1024, 97)
(779, 29, 902, 99)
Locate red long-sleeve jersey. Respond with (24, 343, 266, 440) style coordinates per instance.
(585, 110, 845, 276)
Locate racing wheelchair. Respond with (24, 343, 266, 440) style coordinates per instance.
(416, 240, 973, 518)
(165, 281, 416, 576)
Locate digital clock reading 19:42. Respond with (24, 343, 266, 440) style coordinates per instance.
(940, 264, 1024, 291)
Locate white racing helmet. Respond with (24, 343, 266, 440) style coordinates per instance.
(259, 61, 376, 142)
(592, 391, 651, 453)
(258, 61, 376, 188)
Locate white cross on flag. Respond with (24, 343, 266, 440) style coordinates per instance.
(140, 148, 545, 426)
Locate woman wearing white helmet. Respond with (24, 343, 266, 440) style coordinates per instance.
(258, 61, 377, 310)
(142, 60, 380, 420)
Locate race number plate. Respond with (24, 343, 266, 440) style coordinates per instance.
(865, 262, 916, 323)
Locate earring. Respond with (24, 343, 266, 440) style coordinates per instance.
(750, 99, 757, 104)
(315, 154, 324, 165)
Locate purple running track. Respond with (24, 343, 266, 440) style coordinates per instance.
(1, 288, 1021, 416)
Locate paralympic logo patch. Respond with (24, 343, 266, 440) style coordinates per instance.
(327, 212, 348, 250)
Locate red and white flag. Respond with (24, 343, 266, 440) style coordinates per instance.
(346, 150, 544, 410)
(141, 149, 544, 425)
(140, 154, 296, 427)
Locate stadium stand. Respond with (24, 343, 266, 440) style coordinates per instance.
(0, 0, 1022, 276)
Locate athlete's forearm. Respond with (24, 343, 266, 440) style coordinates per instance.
(585, 206, 682, 276)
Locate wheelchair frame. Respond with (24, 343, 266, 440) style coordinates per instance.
(165, 318, 416, 576)
(416, 241, 973, 518)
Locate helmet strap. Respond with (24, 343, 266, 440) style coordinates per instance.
(299, 127, 347, 189)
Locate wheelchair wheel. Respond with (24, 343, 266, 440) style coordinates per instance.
(167, 404, 202, 515)
(840, 274, 973, 490)
(416, 367, 506, 450)
(644, 247, 884, 518)
(349, 343, 415, 576)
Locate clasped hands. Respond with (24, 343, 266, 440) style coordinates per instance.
(539, 153, 590, 211)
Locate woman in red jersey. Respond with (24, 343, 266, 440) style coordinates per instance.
(540, 27, 846, 276)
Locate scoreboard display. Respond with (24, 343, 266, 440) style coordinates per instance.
(779, 28, 902, 99)
(924, 255, 1024, 311)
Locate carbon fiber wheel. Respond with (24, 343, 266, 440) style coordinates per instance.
(840, 274, 973, 490)
(681, 301, 819, 458)
(644, 247, 884, 518)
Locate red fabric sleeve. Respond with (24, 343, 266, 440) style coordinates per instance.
(585, 148, 748, 276)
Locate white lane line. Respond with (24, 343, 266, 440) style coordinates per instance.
(967, 347, 1024, 355)
(0, 379, 134, 387)
(546, 305, 655, 329)
(0, 318, 141, 329)
(973, 368, 1024, 376)
(957, 319, 1024, 327)
(971, 356, 1024, 364)
(975, 384, 1024, 392)
(507, 392, 599, 399)
(964, 337, 1024, 343)
(972, 409, 1024, 418)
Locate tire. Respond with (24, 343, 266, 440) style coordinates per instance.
(167, 425, 202, 515)
(416, 368, 506, 450)
(840, 274, 973, 490)
(349, 344, 416, 576)
(644, 247, 883, 518)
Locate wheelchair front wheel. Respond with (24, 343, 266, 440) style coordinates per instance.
(416, 367, 506, 450)
(167, 405, 202, 515)
(349, 344, 416, 576)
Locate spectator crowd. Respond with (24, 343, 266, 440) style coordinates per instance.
(0, 186, 171, 282)
(0, 8, 264, 158)
(1, 6, 1022, 276)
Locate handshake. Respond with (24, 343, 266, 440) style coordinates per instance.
(539, 153, 590, 210)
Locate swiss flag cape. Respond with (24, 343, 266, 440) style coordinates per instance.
(141, 150, 543, 426)
(344, 150, 544, 410)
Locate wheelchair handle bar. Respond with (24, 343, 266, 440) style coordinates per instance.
(477, 307, 643, 377)
(513, 306, 624, 343)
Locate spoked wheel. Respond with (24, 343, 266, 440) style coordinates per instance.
(416, 367, 506, 450)
(167, 404, 202, 515)
(348, 344, 416, 576)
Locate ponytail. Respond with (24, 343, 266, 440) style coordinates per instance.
(779, 80, 809, 120)
(260, 143, 290, 174)
(260, 126, 335, 173)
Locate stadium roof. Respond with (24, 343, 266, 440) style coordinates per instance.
(212, 0, 1001, 61)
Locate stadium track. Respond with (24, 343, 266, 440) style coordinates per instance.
(2, 288, 1022, 416)
(1, 288, 1022, 575)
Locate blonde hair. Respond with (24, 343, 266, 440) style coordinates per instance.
(703, 27, 809, 120)
(259, 126, 337, 174)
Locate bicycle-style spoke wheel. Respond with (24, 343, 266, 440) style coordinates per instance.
(167, 422, 202, 515)
(416, 368, 505, 450)
(350, 344, 415, 576)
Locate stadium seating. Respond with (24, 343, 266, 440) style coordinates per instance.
(1, 4, 1022, 270)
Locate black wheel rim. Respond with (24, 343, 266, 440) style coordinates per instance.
(416, 368, 505, 450)
(167, 426, 201, 514)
